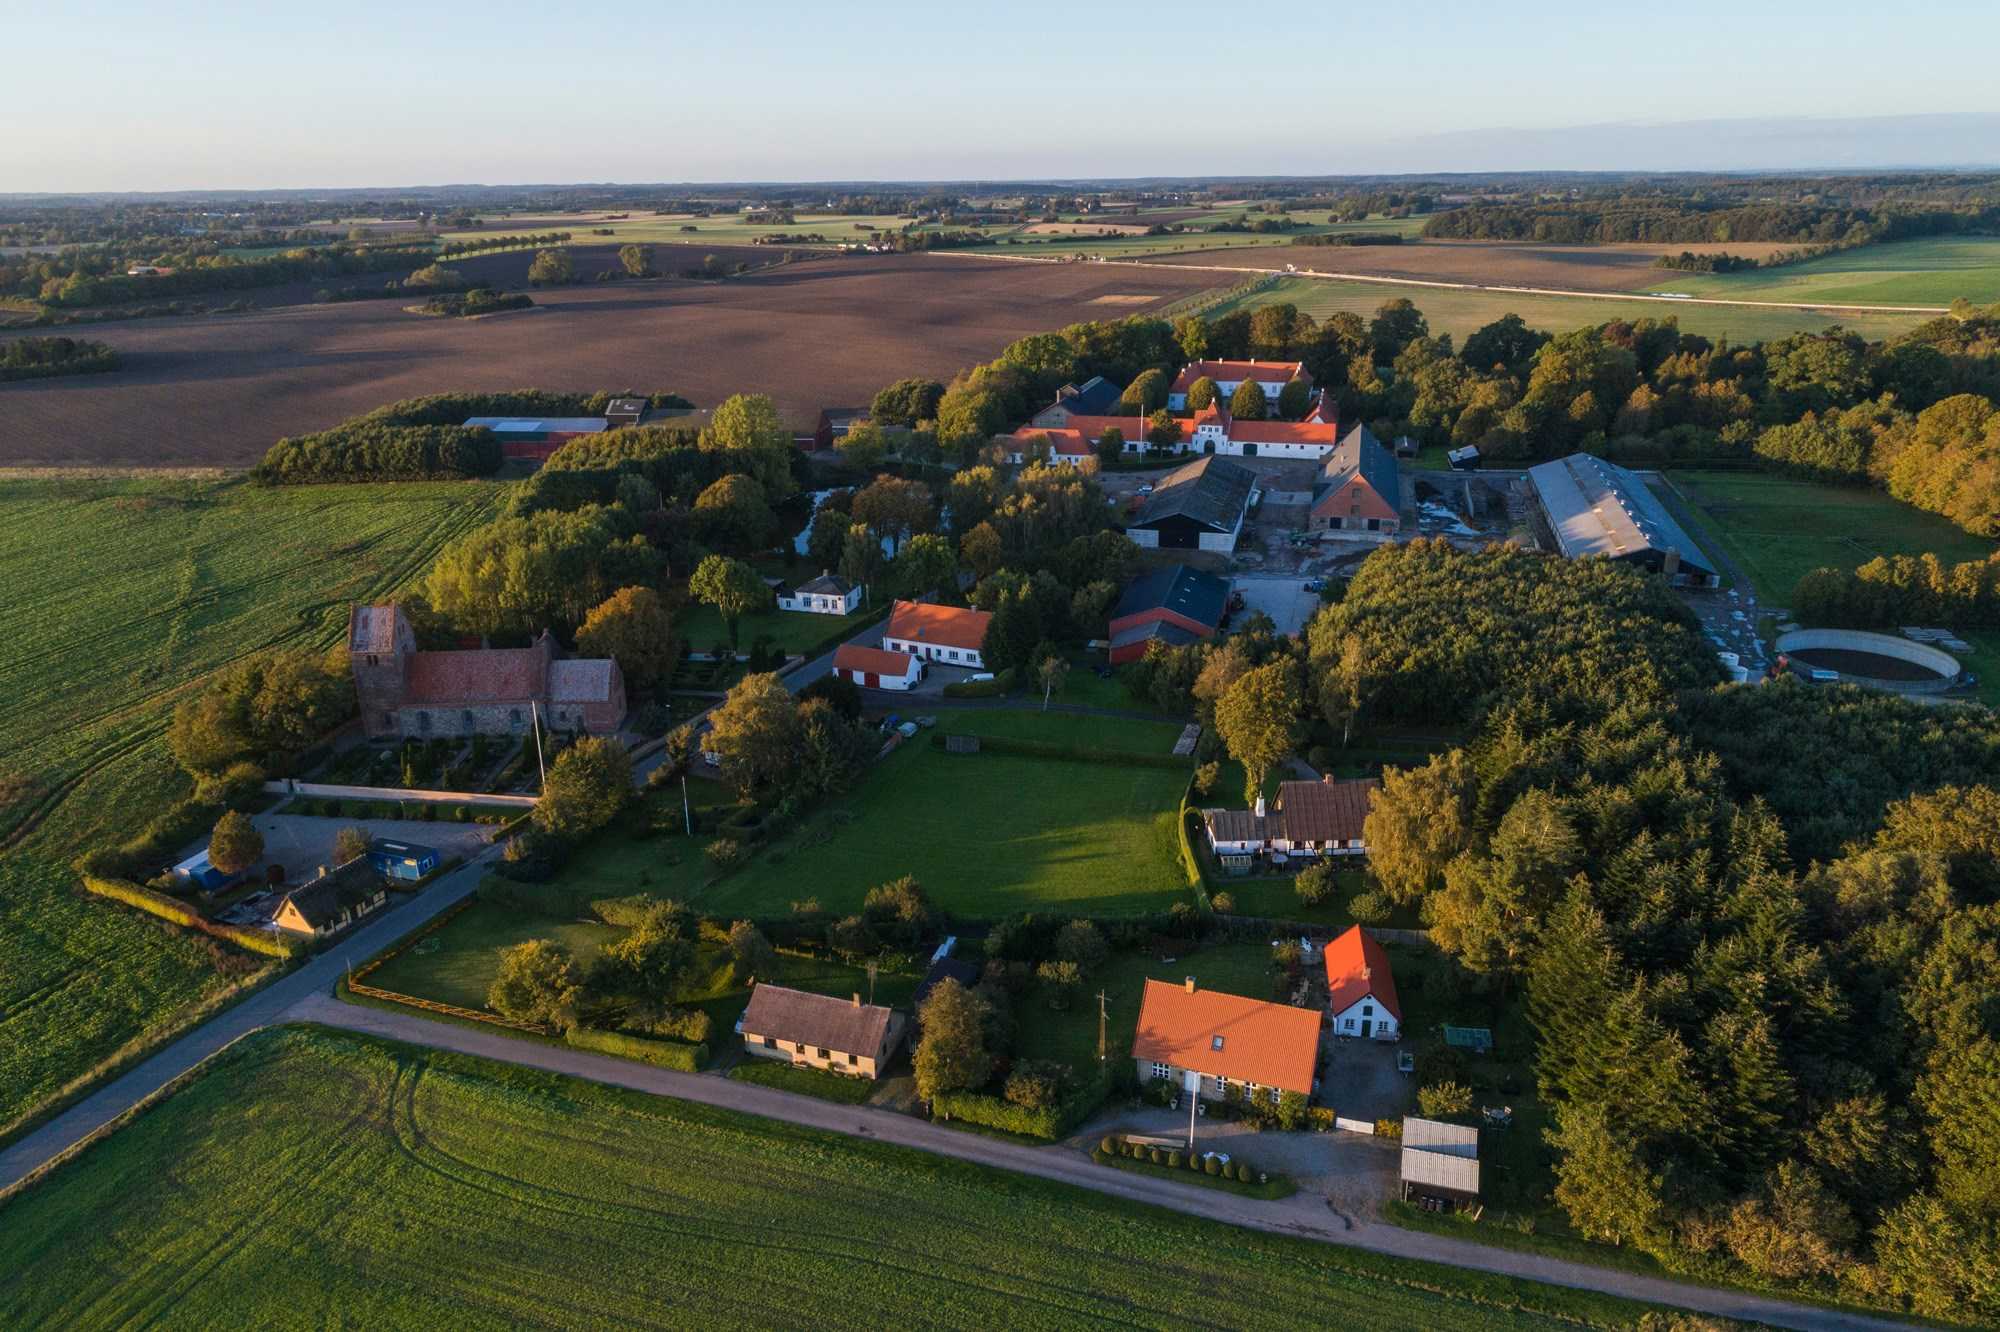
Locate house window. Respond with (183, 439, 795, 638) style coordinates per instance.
(461, 709, 474, 729)
(1211, 1035, 1225, 1051)
(1151, 1062, 1171, 1080)
(1344, 1018, 1356, 1032)
(417, 711, 430, 733)
(511, 708, 523, 725)
(1362, 1004, 1373, 1017)
(816, 1047, 830, 1060)
(762, 1036, 775, 1048)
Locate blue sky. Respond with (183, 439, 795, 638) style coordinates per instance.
(9, 1, 1999, 190)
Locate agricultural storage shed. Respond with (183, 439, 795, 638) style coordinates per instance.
(1525, 453, 1717, 587)
(1400, 1116, 1480, 1208)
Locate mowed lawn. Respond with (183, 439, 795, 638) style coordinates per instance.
(0, 1026, 1662, 1330)
(1015, 941, 1280, 1070)
(1209, 275, 1931, 344)
(693, 719, 1192, 920)
(0, 475, 502, 1136)
(676, 597, 875, 657)
(1642, 235, 2000, 308)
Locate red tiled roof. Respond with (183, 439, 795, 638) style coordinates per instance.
(1324, 925, 1401, 1022)
(1132, 979, 1320, 1094)
(1170, 359, 1310, 394)
(835, 644, 918, 678)
(1006, 427, 1096, 456)
(1229, 419, 1338, 445)
(402, 642, 549, 705)
(885, 600, 991, 652)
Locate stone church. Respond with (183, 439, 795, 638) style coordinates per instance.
(348, 604, 626, 740)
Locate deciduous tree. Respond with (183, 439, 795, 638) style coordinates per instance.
(533, 735, 631, 838)
(688, 554, 770, 648)
(208, 810, 264, 875)
(489, 938, 582, 1029)
(1214, 661, 1302, 804)
(575, 585, 677, 691)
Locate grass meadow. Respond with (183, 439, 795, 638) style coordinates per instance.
(0, 1025, 1671, 1330)
(0, 475, 501, 1136)
(1642, 235, 2000, 307)
(1207, 275, 1933, 344)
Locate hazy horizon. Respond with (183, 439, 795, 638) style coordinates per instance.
(8, 0, 1998, 193)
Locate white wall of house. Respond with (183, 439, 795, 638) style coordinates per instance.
(1127, 528, 1161, 548)
(1331, 996, 1399, 1040)
(777, 586, 863, 615)
(882, 636, 984, 669)
(837, 662, 920, 691)
(1136, 1058, 1287, 1105)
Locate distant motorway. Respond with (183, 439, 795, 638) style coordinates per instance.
(932, 250, 1952, 317)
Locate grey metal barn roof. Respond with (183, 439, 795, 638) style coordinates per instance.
(1403, 1116, 1479, 1157)
(1110, 620, 1201, 652)
(1133, 456, 1256, 533)
(1318, 423, 1399, 502)
(1526, 453, 1715, 578)
(1401, 1146, 1481, 1196)
(1114, 563, 1230, 628)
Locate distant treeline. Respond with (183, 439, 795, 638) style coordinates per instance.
(1654, 250, 1758, 273)
(250, 390, 693, 485)
(1290, 232, 1405, 248)
(435, 231, 572, 259)
(16, 243, 435, 308)
(0, 334, 119, 381)
(1422, 200, 2000, 248)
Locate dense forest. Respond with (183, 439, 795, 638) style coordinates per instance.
(1309, 543, 2000, 1319)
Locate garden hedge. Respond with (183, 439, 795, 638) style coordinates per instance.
(80, 875, 301, 959)
(931, 733, 1189, 771)
(931, 1069, 1109, 1140)
(564, 1026, 707, 1072)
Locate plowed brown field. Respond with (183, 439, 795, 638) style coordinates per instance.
(0, 256, 1211, 467)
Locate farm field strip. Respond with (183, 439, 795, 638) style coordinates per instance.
(0, 475, 500, 1136)
(1173, 272, 1934, 343)
(1641, 235, 2000, 307)
(0, 1025, 1662, 1330)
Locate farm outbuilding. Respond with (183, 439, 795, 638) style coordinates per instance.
(1125, 455, 1257, 552)
(1107, 564, 1230, 665)
(367, 838, 440, 882)
(461, 416, 608, 463)
(833, 643, 922, 691)
(1400, 1117, 1481, 1209)
(1526, 453, 1718, 587)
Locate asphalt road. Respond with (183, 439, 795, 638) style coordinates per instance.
(0, 850, 493, 1194)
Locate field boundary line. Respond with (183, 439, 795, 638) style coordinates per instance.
(928, 251, 1951, 316)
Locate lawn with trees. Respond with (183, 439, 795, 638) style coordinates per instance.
(0, 1025, 1677, 1330)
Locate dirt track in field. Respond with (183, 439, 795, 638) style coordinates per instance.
(0, 256, 1212, 467)
(1146, 239, 1801, 293)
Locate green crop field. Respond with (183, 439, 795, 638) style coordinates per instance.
(1206, 275, 1932, 344)
(0, 475, 501, 1135)
(1643, 235, 2000, 308)
(440, 212, 918, 249)
(983, 214, 1430, 262)
(0, 1025, 1666, 1329)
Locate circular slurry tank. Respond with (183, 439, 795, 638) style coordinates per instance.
(1775, 628, 1963, 695)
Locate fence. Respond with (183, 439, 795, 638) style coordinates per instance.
(265, 780, 537, 808)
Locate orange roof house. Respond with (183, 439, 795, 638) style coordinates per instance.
(832, 643, 922, 690)
(882, 600, 993, 668)
(1324, 925, 1402, 1039)
(1132, 977, 1320, 1099)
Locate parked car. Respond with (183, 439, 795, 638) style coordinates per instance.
(1136, 483, 1154, 495)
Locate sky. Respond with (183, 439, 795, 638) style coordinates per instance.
(9, 0, 2000, 191)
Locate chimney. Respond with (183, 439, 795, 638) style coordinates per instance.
(1254, 796, 1266, 818)
(1322, 773, 1334, 783)
(852, 993, 862, 1007)
(1184, 976, 1197, 993)
(317, 865, 328, 878)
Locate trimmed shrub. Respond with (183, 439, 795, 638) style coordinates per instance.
(1167, 1151, 1183, 1169)
(931, 732, 1186, 770)
(1375, 1118, 1402, 1139)
(1148, 1147, 1164, 1165)
(1099, 1135, 1117, 1156)
(564, 1026, 707, 1071)
(931, 1070, 1108, 1140)
(1204, 1156, 1222, 1176)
